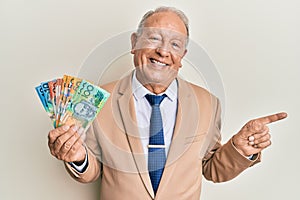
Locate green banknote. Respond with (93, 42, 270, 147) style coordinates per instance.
(59, 80, 110, 130)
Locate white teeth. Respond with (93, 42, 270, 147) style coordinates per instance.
(152, 59, 166, 66)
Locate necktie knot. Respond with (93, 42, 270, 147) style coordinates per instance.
(145, 94, 166, 106)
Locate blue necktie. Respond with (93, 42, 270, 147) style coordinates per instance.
(145, 94, 167, 195)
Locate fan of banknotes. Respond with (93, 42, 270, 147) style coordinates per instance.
(35, 75, 110, 130)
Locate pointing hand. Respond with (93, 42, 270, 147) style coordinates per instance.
(232, 112, 287, 157)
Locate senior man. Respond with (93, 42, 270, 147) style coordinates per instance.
(48, 6, 287, 200)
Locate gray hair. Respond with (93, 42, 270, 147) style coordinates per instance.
(136, 6, 190, 45)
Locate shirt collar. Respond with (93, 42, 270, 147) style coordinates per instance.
(132, 70, 177, 102)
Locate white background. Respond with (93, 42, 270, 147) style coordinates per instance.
(1, 0, 299, 199)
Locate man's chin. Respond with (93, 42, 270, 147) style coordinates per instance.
(136, 70, 177, 87)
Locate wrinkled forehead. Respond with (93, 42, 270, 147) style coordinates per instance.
(143, 11, 188, 36)
(139, 27, 187, 40)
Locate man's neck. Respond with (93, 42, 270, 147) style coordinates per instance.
(143, 83, 169, 95)
(135, 72, 173, 95)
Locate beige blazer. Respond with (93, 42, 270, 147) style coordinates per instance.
(66, 72, 260, 200)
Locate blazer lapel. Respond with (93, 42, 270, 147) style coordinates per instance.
(117, 73, 155, 199)
(156, 78, 200, 196)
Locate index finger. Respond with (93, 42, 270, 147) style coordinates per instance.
(48, 125, 70, 143)
(256, 112, 288, 125)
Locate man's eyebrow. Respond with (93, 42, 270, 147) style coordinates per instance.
(142, 28, 187, 41)
(143, 30, 160, 35)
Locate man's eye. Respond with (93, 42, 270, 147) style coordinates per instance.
(149, 37, 160, 41)
(172, 42, 180, 48)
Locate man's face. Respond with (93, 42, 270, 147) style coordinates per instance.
(131, 11, 188, 92)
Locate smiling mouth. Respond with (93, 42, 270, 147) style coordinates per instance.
(150, 58, 168, 67)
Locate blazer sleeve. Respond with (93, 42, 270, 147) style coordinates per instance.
(65, 124, 102, 183)
(202, 98, 261, 183)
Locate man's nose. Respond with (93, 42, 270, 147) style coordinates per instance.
(155, 45, 170, 57)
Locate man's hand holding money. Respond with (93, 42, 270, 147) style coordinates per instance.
(48, 125, 86, 164)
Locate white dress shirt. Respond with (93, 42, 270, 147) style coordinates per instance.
(131, 71, 178, 157)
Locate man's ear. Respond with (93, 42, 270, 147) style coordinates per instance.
(131, 33, 138, 54)
(178, 49, 188, 68)
(182, 49, 187, 58)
